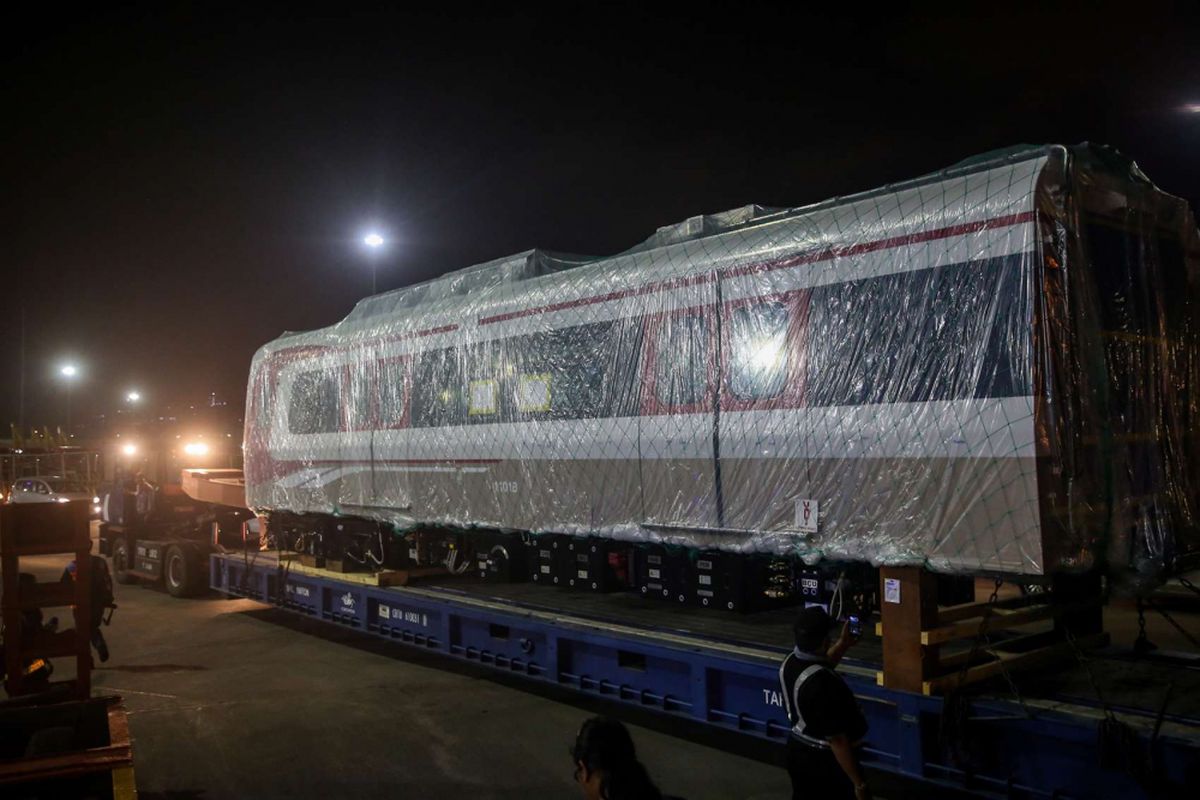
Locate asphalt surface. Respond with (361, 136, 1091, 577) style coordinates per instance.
(10, 534, 1199, 799)
(13, 541, 793, 800)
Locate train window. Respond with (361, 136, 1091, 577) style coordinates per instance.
(287, 370, 341, 434)
(654, 314, 709, 407)
(410, 347, 463, 428)
(728, 301, 790, 400)
(508, 320, 638, 420)
(378, 360, 406, 425)
(805, 259, 1030, 407)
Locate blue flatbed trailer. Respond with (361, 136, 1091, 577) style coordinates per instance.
(210, 552, 1200, 798)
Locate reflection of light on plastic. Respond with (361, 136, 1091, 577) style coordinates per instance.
(184, 442, 210, 456)
(1182, 103, 1200, 113)
(122, 443, 138, 456)
(748, 337, 785, 373)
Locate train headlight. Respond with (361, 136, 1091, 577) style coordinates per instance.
(184, 442, 210, 456)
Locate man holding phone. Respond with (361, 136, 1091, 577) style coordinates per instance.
(778, 606, 870, 800)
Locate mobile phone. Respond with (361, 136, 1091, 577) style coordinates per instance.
(847, 614, 862, 637)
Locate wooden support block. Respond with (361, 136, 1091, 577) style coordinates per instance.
(936, 595, 1032, 624)
(936, 630, 1060, 671)
(374, 569, 417, 587)
(921, 633, 1109, 695)
(324, 559, 358, 574)
(921, 603, 1057, 645)
(879, 566, 940, 693)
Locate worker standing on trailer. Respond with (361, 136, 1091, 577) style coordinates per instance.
(779, 606, 870, 800)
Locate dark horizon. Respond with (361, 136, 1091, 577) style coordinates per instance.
(3, 5, 1199, 433)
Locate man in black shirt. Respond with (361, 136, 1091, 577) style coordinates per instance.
(779, 606, 869, 800)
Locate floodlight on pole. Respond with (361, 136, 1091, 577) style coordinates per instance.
(59, 362, 79, 436)
(361, 230, 387, 294)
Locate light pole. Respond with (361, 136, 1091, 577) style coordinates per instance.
(59, 363, 78, 437)
(363, 231, 385, 294)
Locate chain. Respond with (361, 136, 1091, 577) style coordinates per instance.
(950, 577, 1003, 691)
(1062, 622, 1115, 722)
(1145, 598, 1200, 652)
(947, 578, 1033, 716)
(1133, 597, 1154, 656)
(1178, 575, 1200, 600)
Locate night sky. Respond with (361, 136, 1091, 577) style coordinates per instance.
(3, 4, 1198, 433)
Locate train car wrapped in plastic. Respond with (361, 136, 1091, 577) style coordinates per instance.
(243, 144, 1200, 583)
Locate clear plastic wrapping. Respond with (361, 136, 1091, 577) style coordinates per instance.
(244, 144, 1200, 580)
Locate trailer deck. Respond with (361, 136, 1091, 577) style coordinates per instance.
(211, 551, 1200, 798)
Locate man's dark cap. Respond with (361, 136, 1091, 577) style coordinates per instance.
(793, 605, 832, 651)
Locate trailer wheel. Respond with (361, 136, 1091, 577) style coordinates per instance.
(165, 545, 202, 598)
(111, 537, 136, 585)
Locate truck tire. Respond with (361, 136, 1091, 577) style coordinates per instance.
(111, 537, 136, 585)
(164, 544, 203, 598)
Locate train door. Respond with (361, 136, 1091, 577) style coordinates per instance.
(361, 352, 413, 516)
(716, 289, 810, 534)
(639, 305, 720, 530)
(329, 348, 385, 513)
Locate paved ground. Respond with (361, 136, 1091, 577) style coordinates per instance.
(9, 539, 1199, 799)
(15, 545, 794, 800)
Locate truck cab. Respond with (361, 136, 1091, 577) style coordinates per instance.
(98, 470, 252, 597)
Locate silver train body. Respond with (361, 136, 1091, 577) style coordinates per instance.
(244, 145, 1200, 578)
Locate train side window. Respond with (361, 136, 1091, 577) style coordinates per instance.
(654, 314, 709, 407)
(410, 347, 463, 428)
(287, 370, 341, 434)
(506, 320, 633, 421)
(727, 301, 790, 400)
(378, 360, 406, 426)
(464, 342, 505, 421)
(806, 260, 1030, 407)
